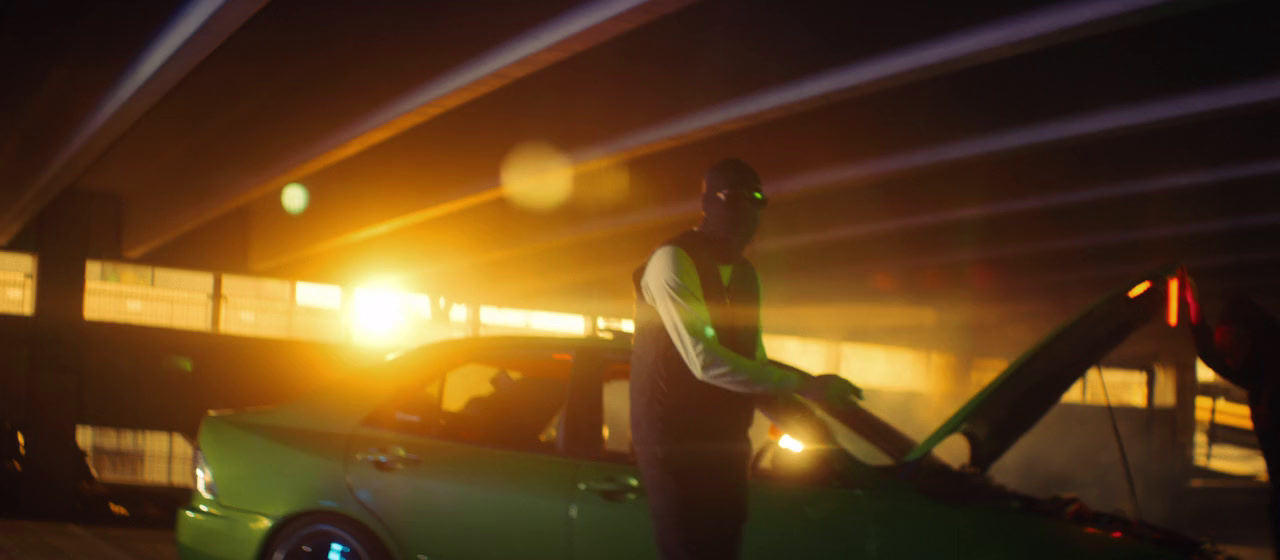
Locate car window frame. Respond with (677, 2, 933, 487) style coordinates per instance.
(359, 342, 591, 458)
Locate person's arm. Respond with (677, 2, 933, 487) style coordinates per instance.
(755, 282, 768, 362)
(1184, 276, 1244, 386)
(641, 246, 800, 394)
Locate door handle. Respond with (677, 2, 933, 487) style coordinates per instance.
(355, 446, 421, 472)
(578, 476, 643, 502)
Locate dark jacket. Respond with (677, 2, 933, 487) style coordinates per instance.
(630, 230, 761, 450)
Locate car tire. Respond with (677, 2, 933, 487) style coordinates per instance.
(263, 513, 390, 560)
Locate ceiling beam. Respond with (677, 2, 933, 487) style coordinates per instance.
(486, 161, 1280, 303)
(247, 0, 1187, 271)
(0, 0, 268, 244)
(834, 211, 1280, 274)
(441, 77, 1280, 278)
(123, 0, 696, 259)
(757, 158, 1280, 252)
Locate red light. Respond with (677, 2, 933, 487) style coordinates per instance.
(1110, 531, 1123, 538)
(1166, 277, 1179, 327)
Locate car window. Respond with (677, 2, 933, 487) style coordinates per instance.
(602, 378, 632, 458)
(366, 352, 571, 455)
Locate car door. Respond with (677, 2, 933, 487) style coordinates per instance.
(346, 345, 584, 560)
(568, 356, 659, 560)
(568, 354, 968, 560)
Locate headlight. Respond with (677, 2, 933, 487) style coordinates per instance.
(778, 434, 806, 453)
(194, 449, 217, 500)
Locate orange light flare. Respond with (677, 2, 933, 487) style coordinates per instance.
(1167, 276, 1180, 327)
(1127, 280, 1152, 299)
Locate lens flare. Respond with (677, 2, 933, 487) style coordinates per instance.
(500, 141, 573, 211)
(280, 182, 310, 215)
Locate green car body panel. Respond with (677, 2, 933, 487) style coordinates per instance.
(177, 268, 1217, 560)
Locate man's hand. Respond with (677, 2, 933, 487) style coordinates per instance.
(797, 374, 863, 404)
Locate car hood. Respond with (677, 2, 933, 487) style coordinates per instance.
(903, 266, 1178, 473)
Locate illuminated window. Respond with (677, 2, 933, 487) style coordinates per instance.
(74, 425, 194, 488)
(295, 281, 342, 310)
(220, 275, 345, 342)
(0, 250, 35, 316)
(84, 261, 214, 331)
(763, 334, 840, 375)
(219, 274, 292, 338)
(478, 306, 587, 337)
(292, 281, 345, 342)
(1195, 359, 1267, 480)
(1059, 367, 1151, 407)
(595, 316, 635, 337)
(837, 341, 936, 392)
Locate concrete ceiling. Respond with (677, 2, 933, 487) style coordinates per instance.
(3, 0, 1278, 356)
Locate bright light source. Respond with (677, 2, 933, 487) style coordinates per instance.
(596, 316, 635, 334)
(1127, 280, 1151, 299)
(448, 304, 468, 323)
(499, 141, 573, 211)
(280, 182, 310, 216)
(778, 434, 805, 453)
(1167, 276, 1179, 327)
(351, 286, 409, 346)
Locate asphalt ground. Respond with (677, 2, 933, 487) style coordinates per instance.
(0, 520, 176, 560)
(0, 518, 1269, 559)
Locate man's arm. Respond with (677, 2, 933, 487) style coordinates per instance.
(1184, 275, 1246, 387)
(641, 246, 800, 394)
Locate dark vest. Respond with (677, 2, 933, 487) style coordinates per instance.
(630, 230, 760, 449)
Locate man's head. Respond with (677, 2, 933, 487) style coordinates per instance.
(1214, 294, 1278, 369)
(699, 158, 768, 257)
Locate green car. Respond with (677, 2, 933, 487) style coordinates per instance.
(176, 269, 1225, 560)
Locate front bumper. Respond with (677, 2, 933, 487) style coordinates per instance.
(175, 497, 276, 560)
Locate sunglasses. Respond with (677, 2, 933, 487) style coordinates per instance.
(714, 189, 768, 208)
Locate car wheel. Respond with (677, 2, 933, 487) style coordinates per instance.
(264, 514, 390, 560)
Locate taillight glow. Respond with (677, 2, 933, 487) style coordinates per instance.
(1127, 280, 1152, 298)
(1167, 276, 1179, 327)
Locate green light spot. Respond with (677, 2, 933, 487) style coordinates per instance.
(166, 355, 194, 373)
(703, 325, 715, 339)
(281, 182, 310, 216)
(753, 191, 763, 200)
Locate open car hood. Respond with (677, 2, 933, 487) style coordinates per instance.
(903, 266, 1180, 473)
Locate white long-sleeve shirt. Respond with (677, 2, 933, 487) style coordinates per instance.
(639, 245, 801, 394)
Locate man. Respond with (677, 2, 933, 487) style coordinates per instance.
(1184, 280, 1280, 555)
(630, 158, 859, 560)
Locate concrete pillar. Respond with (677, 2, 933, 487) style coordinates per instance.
(12, 191, 120, 518)
(1171, 354, 1198, 468)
